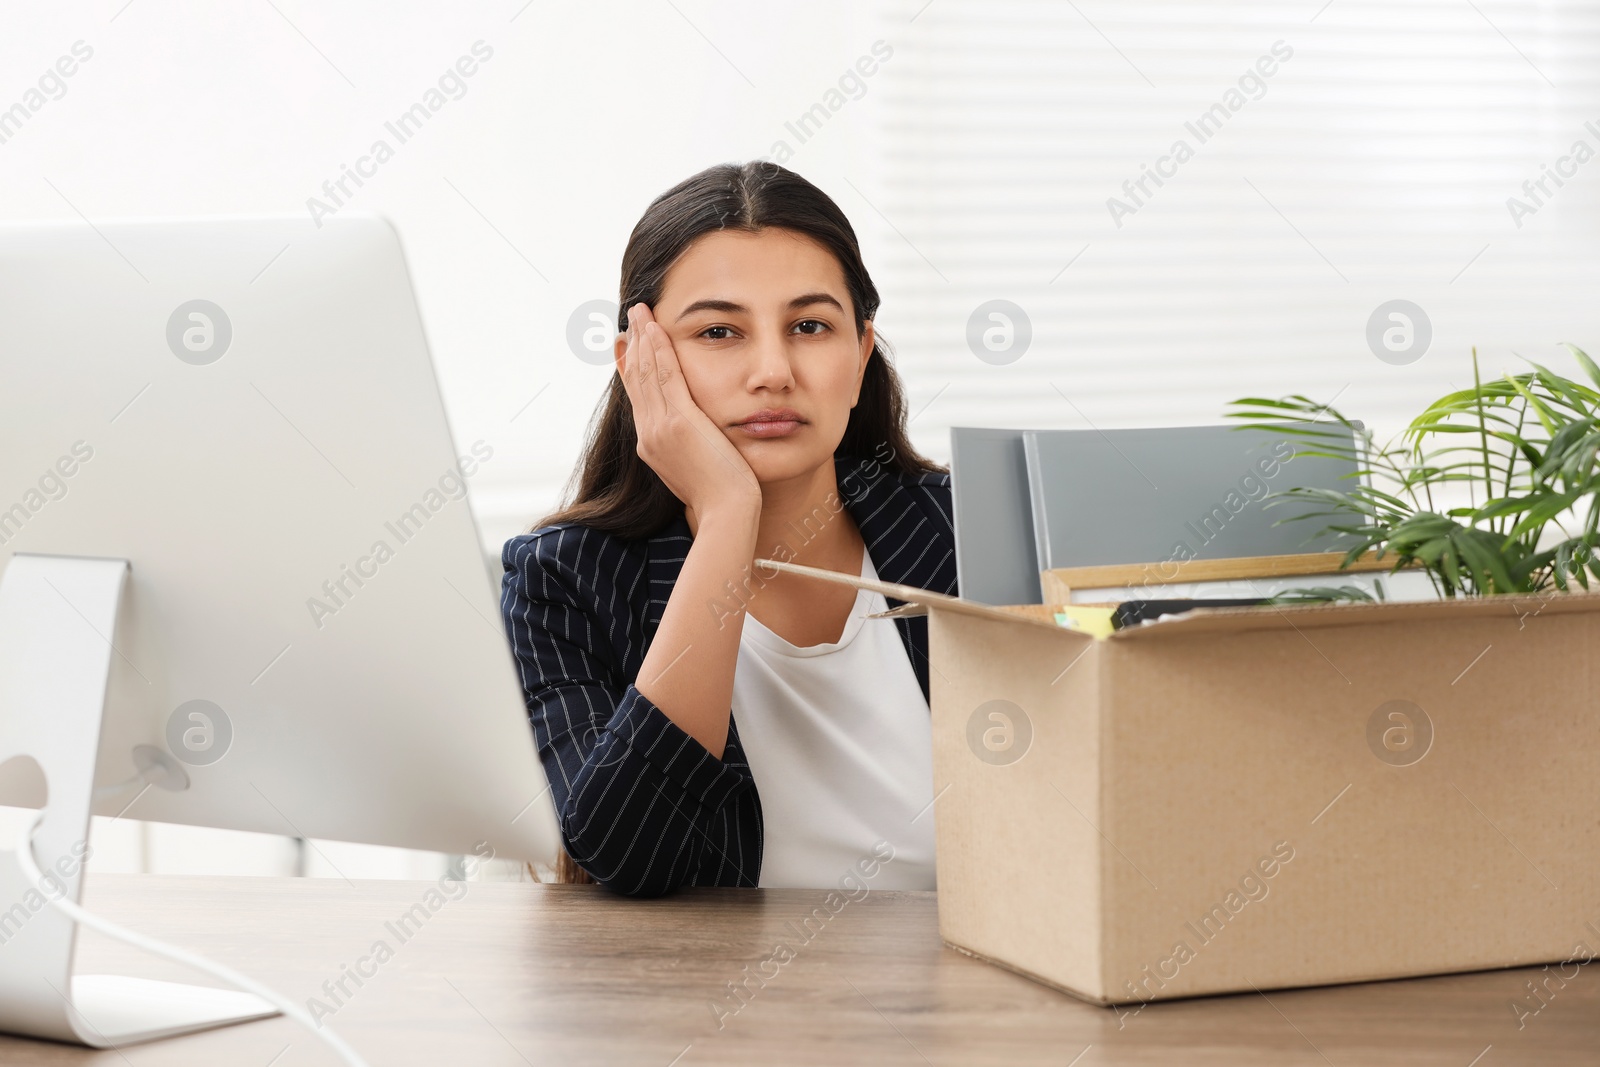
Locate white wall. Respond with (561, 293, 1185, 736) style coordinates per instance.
(871, 0, 1600, 450)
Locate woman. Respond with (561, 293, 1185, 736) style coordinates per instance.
(500, 161, 957, 896)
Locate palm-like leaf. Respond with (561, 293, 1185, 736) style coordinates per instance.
(1226, 346, 1600, 601)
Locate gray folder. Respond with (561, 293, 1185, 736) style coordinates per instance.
(950, 423, 1366, 605)
(1022, 423, 1365, 572)
(950, 426, 1047, 605)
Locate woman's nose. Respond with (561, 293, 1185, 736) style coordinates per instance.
(747, 331, 796, 388)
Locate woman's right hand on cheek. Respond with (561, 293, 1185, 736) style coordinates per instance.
(617, 303, 762, 520)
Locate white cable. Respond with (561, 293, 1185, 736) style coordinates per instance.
(14, 810, 369, 1066)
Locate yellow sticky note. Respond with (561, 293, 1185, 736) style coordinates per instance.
(1051, 606, 1117, 638)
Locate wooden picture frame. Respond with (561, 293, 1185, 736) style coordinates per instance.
(1040, 550, 1435, 606)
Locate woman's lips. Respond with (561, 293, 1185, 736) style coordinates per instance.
(734, 418, 804, 438)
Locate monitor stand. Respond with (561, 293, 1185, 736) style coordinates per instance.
(0, 553, 279, 1047)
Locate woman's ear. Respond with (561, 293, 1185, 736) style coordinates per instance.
(613, 324, 631, 376)
(850, 320, 875, 407)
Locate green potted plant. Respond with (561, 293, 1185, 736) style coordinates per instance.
(1225, 345, 1600, 603)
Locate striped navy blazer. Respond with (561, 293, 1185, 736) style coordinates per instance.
(498, 450, 957, 897)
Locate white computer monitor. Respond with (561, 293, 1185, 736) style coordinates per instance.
(0, 214, 559, 1048)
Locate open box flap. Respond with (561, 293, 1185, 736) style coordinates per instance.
(756, 557, 1070, 634)
(757, 558, 1600, 642)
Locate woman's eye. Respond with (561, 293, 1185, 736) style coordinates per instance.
(793, 319, 829, 335)
(700, 325, 735, 340)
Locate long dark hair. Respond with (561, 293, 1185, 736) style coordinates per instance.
(530, 160, 946, 540)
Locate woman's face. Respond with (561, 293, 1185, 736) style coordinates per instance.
(634, 226, 874, 486)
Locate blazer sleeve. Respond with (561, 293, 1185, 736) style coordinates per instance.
(499, 529, 760, 897)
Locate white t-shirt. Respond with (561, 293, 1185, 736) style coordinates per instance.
(731, 547, 937, 890)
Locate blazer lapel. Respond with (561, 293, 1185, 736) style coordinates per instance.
(835, 451, 955, 594)
(835, 452, 956, 702)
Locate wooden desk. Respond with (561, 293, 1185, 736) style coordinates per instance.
(1, 874, 1592, 1065)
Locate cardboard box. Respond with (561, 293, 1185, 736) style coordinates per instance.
(758, 556, 1600, 1005)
